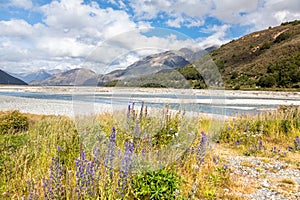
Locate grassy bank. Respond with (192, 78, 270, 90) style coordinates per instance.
(0, 105, 299, 199)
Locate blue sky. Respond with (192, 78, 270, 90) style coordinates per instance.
(0, 0, 299, 73)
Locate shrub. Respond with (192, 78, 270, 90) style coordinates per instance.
(231, 71, 238, 80)
(274, 33, 290, 43)
(132, 168, 182, 200)
(0, 110, 29, 134)
(260, 42, 271, 50)
(257, 75, 276, 88)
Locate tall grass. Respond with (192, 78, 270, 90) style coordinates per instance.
(0, 105, 299, 199)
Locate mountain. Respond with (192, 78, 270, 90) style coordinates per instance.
(11, 70, 52, 83)
(211, 20, 300, 89)
(30, 68, 98, 86)
(99, 47, 215, 85)
(125, 20, 300, 89)
(0, 69, 28, 85)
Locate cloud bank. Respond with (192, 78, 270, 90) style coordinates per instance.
(0, 0, 299, 73)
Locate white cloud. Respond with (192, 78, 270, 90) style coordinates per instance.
(0, 19, 33, 38)
(197, 24, 231, 48)
(242, 0, 300, 30)
(9, 0, 33, 9)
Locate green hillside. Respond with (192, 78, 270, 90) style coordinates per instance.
(212, 20, 300, 89)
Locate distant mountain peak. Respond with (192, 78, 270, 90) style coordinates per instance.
(30, 68, 98, 86)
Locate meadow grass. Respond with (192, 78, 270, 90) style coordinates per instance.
(0, 105, 299, 199)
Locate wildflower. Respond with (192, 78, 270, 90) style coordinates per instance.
(295, 136, 300, 150)
(75, 150, 98, 198)
(43, 157, 65, 199)
(287, 146, 294, 151)
(197, 131, 207, 165)
(213, 155, 220, 165)
(145, 106, 148, 118)
(139, 101, 144, 121)
(117, 141, 135, 197)
(227, 126, 231, 131)
(104, 127, 117, 179)
(235, 140, 240, 146)
(258, 140, 263, 150)
(127, 104, 131, 120)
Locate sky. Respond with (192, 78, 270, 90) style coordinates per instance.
(0, 0, 299, 74)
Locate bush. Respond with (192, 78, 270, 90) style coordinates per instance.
(132, 168, 182, 200)
(274, 33, 290, 43)
(260, 42, 271, 50)
(0, 110, 29, 134)
(257, 75, 276, 88)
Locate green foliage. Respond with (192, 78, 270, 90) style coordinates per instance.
(274, 32, 290, 43)
(104, 80, 119, 87)
(141, 83, 167, 88)
(281, 20, 300, 26)
(0, 110, 29, 134)
(177, 66, 202, 80)
(132, 168, 182, 200)
(152, 112, 181, 148)
(231, 71, 238, 79)
(260, 42, 271, 50)
(215, 60, 225, 70)
(257, 75, 276, 88)
(258, 53, 300, 88)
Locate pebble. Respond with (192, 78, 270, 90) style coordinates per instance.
(227, 155, 300, 200)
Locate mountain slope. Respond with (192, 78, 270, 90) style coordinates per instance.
(110, 20, 300, 89)
(0, 70, 28, 85)
(99, 47, 215, 85)
(211, 20, 300, 88)
(30, 68, 98, 86)
(12, 70, 52, 83)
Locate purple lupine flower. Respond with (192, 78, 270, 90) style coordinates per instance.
(117, 141, 135, 197)
(26, 179, 36, 200)
(145, 106, 148, 118)
(134, 119, 140, 140)
(295, 136, 300, 150)
(197, 131, 207, 165)
(104, 127, 117, 179)
(139, 101, 144, 121)
(235, 140, 240, 146)
(258, 140, 263, 150)
(127, 104, 131, 118)
(43, 157, 65, 199)
(57, 145, 61, 152)
(131, 102, 136, 120)
(213, 155, 220, 165)
(287, 146, 294, 151)
(75, 150, 99, 198)
(270, 146, 276, 152)
(227, 126, 231, 131)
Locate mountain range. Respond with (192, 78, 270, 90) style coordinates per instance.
(1, 20, 299, 89)
(0, 70, 27, 85)
(30, 68, 98, 86)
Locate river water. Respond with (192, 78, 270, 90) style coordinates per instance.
(0, 86, 299, 116)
